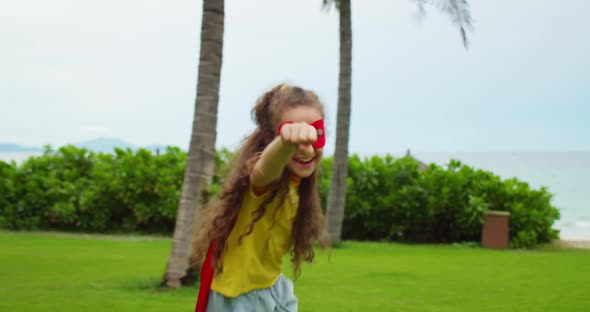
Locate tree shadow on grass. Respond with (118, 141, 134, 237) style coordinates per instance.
(117, 276, 198, 295)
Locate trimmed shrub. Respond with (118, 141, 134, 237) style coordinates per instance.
(0, 147, 560, 247)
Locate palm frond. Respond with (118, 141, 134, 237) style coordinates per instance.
(414, 0, 472, 48)
(322, 0, 341, 11)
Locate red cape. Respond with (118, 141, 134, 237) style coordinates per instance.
(194, 240, 216, 312)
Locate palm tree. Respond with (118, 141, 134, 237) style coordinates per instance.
(322, 0, 352, 245)
(161, 0, 225, 288)
(323, 0, 472, 244)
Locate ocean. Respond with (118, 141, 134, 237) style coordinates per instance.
(412, 152, 590, 241)
(1, 151, 588, 240)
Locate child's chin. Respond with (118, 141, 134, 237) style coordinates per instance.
(287, 166, 315, 179)
(295, 172, 313, 179)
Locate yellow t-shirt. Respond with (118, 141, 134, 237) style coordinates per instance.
(210, 179, 300, 298)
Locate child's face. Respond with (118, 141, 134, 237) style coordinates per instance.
(280, 106, 324, 179)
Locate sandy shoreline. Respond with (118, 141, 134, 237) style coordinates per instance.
(553, 240, 590, 249)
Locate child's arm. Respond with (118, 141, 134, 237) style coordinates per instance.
(250, 122, 317, 192)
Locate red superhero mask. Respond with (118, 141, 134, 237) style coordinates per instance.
(277, 119, 326, 149)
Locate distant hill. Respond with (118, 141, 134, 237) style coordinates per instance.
(71, 138, 137, 153)
(72, 139, 176, 153)
(144, 144, 170, 153)
(0, 138, 173, 154)
(0, 143, 42, 152)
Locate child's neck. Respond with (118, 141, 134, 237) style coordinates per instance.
(289, 174, 302, 184)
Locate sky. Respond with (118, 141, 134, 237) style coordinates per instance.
(1, 0, 589, 155)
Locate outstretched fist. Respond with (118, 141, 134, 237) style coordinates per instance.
(279, 122, 318, 146)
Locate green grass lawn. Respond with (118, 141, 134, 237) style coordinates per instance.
(1, 230, 588, 312)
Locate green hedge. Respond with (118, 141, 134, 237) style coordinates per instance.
(0, 146, 185, 233)
(0, 146, 560, 247)
(330, 156, 560, 248)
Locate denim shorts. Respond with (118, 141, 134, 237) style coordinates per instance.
(206, 274, 298, 312)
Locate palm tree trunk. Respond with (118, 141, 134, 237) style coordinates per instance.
(161, 0, 224, 288)
(325, 0, 351, 245)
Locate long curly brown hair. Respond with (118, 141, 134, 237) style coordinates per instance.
(191, 83, 330, 279)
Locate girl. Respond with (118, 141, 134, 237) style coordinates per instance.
(192, 83, 331, 312)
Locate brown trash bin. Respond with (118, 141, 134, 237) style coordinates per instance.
(481, 210, 510, 249)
